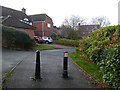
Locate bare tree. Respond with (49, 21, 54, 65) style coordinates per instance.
(63, 15, 85, 30)
(60, 15, 85, 39)
(91, 16, 111, 27)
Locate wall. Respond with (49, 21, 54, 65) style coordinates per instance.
(32, 22, 42, 36)
(44, 17, 53, 36)
(32, 16, 53, 37)
(25, 29, 35, 39)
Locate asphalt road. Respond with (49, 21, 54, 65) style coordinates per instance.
(4, 48, 98, 88)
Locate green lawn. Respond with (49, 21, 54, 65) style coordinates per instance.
(33, 44, 60, 50)
(69, 53, 104, 83)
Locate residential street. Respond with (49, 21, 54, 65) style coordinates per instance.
(3, 48, 98, 88)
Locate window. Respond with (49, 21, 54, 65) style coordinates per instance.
(47, 23, 51, 28)
(24, 18, 29, 21)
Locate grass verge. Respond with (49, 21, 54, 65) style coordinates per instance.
(33, 44, 60, 50)
(69, 52, 105, 86)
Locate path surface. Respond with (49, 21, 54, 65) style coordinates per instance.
(2, 49, 33, 73)
(3, 48, 98, 88)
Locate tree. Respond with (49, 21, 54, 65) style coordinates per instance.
(63, 15, 85, 30)
(60, 15, 85, 39)
(60, 24, 78, 40)
(91, 16, 111, 27)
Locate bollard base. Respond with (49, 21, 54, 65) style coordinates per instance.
(63, 70, 68, 78)
(35, 76, 41, 79)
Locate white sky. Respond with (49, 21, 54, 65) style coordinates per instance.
(1, 0, 120, 27)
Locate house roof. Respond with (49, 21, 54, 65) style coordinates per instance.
(2, 16, 36, 30)
(78, 25, 100, 31)
(0, 5, 32, 21)
(29, 14, 52, 22)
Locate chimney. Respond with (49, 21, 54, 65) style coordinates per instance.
(22, 8, 26, 13)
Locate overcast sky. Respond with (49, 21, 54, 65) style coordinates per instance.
(1, 0, 120, 27)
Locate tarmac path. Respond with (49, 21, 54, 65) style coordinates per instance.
(3, 49, 98, 88)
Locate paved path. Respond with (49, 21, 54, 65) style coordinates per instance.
(2, 49, 33, 73)
(4, 49, 98, 88)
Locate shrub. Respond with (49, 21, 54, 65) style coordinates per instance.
(79, 25, 119, 62)
(77, 25, 120, 88)
(1, 24, 35, 50)
(54, 39, 79, 47)
(98, 45, 120, 88)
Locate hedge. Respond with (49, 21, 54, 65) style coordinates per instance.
(54, 39, 79, 47)
(1, 24, 35, 50)
(78, 25, 120, 88)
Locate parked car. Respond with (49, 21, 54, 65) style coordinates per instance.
(34, 36, 44, 44)
(42, 37, 53, 44)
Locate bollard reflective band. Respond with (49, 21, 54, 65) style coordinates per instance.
(64, 52, 68, 57)
(36, 50, 40, 52)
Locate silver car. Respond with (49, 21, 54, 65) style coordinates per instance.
(42, 37, 53, 44)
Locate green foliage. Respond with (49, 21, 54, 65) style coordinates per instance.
(54, 39, 79, 47)
(51, 34, 62, 40)
(98, 45, 120, 88)
(1, 24, 35, 50)
(79, 26, 119, 62)
(60, 25, 82, 40)
(78, 25, 120, 88)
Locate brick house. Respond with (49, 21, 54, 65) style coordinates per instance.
(53, 26, 60, 35)
(29, 14, 53, 37)
(0, 6, 36, 39)
(78, 25, 100, 37)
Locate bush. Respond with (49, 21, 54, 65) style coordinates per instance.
(54, 39, 79, 47)
(1, 24, 35, 50)
(98, 45, 120, 88)
(79, 25, 119, 63)
(77, 25, 120, 88)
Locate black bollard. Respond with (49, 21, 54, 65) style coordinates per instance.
(35, 50, 41, 79)
(63, 51, 68, 78)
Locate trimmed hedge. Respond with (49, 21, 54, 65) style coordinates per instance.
(54, 39, 79, 47)
(78, 25, 120, 88)
(1, 24, 35, 50)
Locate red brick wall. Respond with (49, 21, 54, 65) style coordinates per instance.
(32, 23, 42, 36)
(32, 17, 53, 37)
(25, 29, 35, 39)
(44, 17, 53, 36)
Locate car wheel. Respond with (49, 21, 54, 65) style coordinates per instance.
(45, 41, 49, 44)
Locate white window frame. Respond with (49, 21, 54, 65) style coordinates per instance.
(47, 23, 51, 28)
